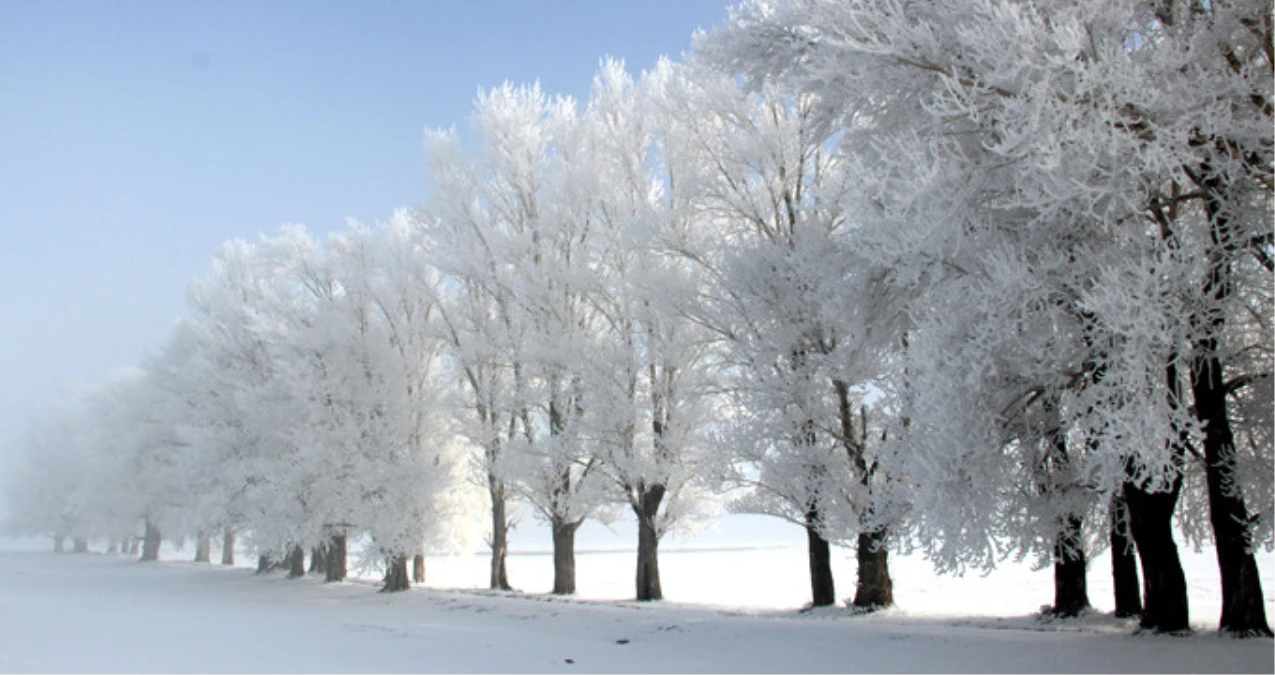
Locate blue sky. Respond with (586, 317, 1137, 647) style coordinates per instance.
(0, 1, 735, 446)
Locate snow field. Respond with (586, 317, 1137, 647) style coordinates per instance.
(428, 540, 1274, 625)
(1, 538, 1271, 673)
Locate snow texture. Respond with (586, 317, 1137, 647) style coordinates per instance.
(0, 538, 1270, 673)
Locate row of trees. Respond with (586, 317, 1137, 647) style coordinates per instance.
(4, 59, 887, 604)
(705, 0, 1273, 634)
(4, 0, 1271, 635)
(5, 218, 467, 584)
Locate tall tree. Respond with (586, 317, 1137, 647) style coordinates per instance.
(654, 58, 897, 609)
(573, 60, 722, 601)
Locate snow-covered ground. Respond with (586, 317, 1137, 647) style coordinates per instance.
(1, 524, 1272, 673)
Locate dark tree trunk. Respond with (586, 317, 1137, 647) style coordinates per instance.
(551, 517, 580, 595)
(221, 529, 236, 566)
(852, 527, 893, 609)
(805, 509, 836, 607)
(194, 534, 211, 563)
(140, 521, 161, 562)
(635, 515, 662, 601)
(1124, 474, 1189, 632)
(1110, 493, 1143, 618)
(1185, 161, 1271, 636)
(633, 485, 665, 601)
(1050, 514, 1090, 617)
(382, 555, 410, 592)
(256, 554, 274, 574)
(1190, 355, 1272, 635)
(310, 544, 328, 575)
(72, 537, 88, 554)
(326, 533, 347, 582)
(489, 483, 512, 590)
(1036, 395, 1089, 618)
(127, 537, 139, 557)
(53, 536, 65, 554)
(1117, 355, 1191, 633)
(287, 544, 305, 579)
(413, 554, 425, 584)
(834, 382, 893, 611)
(107, 540, 119, 554)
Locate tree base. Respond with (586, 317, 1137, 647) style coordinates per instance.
(287, 545, 306, 579)
(326, 534, 348, 583)
(413, 554, 425, 584)
(851, 528, 893, 609)
(1218, 627, 1275, 639)
(551, 518, 579, 595)
(804, 515, 835, 607)
(140, 523, 162, 562)
(1040, 605, 1091, 620)
(844, 602, 890, 616)
(220, 530, 236, 566)
(1133, 626, 1193, 637)
(382, 555, 410, 593)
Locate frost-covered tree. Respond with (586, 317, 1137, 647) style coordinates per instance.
(184, 238, 296, 569)
(706, 0, 1272, 634)
(652, 57, 896, 609)
(324, 217, 463, 592)
(137, 321, 228, 562)
(423, 85, 558, 592)
(487, 88, 617, 595)
(574, 60, 723, 601)
(188, 231, 321, 569)
(424, 66, 724, 600)
(1, 371, 187, 557)
(181, 221, 467, 587)
(2, 389, 97, 550)
(425, 82, 612, 594)
(89, 361, 196, 562)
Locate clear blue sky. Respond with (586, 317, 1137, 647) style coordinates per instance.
(0, 0, 735, 446)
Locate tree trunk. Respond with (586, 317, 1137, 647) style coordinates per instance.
(1110, 493, 1143, 618)
(1124, 474, 1189, 632)
(1190, 356, 1272, 635)
(107, 540, 119, 554)
(382, 554, 410, 592)
(310, 544, 328, 575)
(1186, 162, 1271, 637)
(805, 509, 836, 607)
(53, 536, 65, 554)
(140, 521, 161, 562)
(834, 382, 893, 611)
(413, 554, 425, 584)
(194, 534, 211, 563)
(552, 517, 580, 595)
(127, 537, 139, 556)
(326, 533, 347, 582)
(1050, 514, 1090, 617)
(633, 484, 666, 602)
(852, 526, 893, 609)
(635, 516, 662, 601)
(1116, 355, 1191, 633)
(72, 537, 88, 554)
(1035, 394, 1089, 618)
(287, 544, 305, 579)
(256, 554, 274, 574)
(489, 484, 512, 590)
(221, 529, 236, 566)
